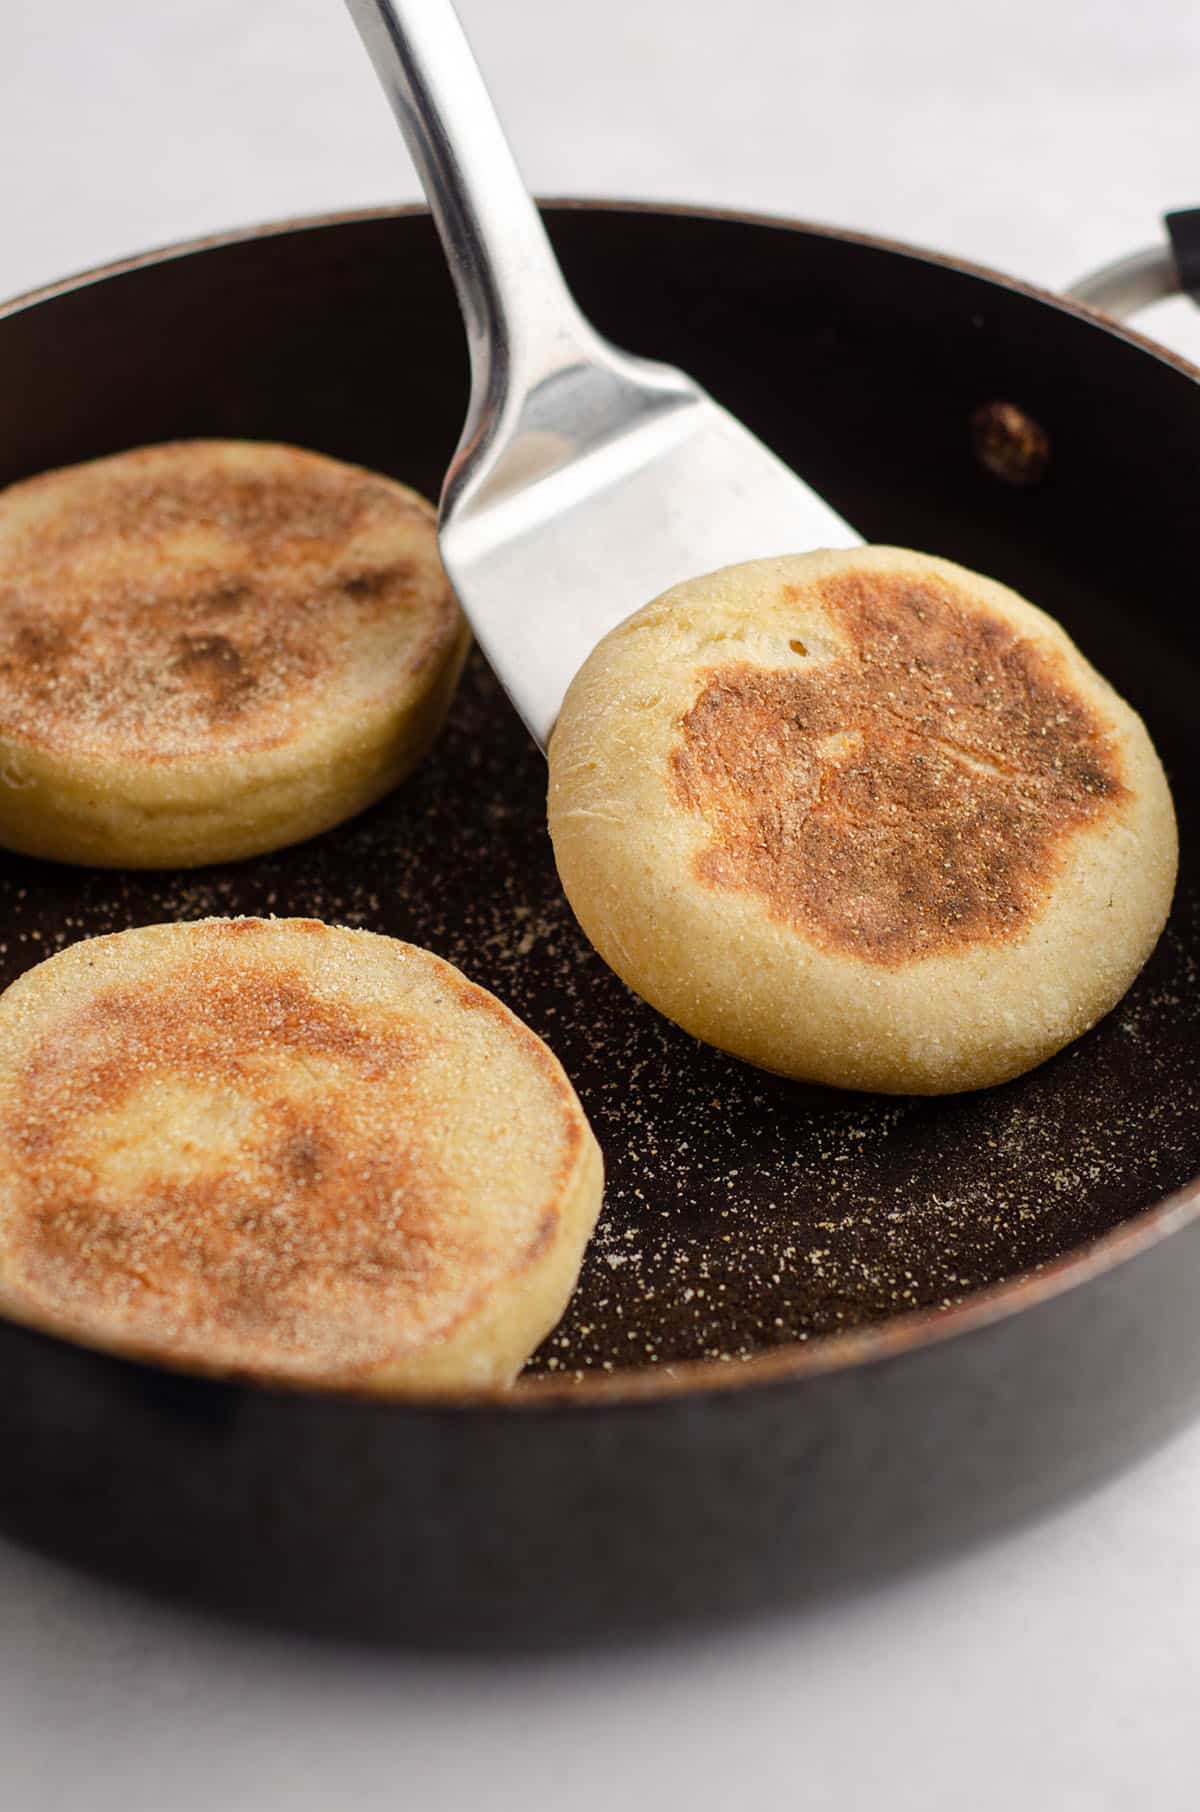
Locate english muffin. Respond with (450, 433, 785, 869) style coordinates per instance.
(0, 918, 603, 1393)
(0, 440, 469, 866)
(548, 548, 1177, 1094)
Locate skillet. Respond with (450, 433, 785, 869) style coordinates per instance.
(0, 201, 1198, 1647)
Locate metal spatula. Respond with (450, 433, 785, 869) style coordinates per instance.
(346, 0, 860, 750)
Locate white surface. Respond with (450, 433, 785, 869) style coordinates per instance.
(3, 1, 1200, 1806)
(6, 1428, 1200, 1811)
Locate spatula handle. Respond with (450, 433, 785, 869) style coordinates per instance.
(345, 0, 592, 427)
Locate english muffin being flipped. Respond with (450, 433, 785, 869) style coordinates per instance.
(0, 919, 603, 1393)
(548, 548, 1177, 1095)
(0, 440, 470, 866)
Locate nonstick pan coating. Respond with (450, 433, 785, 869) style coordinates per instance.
(0, 205, 1197, 1645)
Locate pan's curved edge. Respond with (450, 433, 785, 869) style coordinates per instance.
(5, 195, 1196, 381)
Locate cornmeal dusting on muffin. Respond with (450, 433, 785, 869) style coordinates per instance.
(0, 451, 440, 758)
(671, 570, 1128, 965)
(0, 918, 600, 1390)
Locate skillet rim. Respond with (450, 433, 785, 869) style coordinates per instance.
(0, 197, 1196, 1413)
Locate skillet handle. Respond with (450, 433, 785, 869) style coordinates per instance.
(1166, 209, 1200, 301)
(1066, 209, 1200, 319)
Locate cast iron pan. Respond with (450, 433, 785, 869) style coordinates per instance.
(0, 204, 1198, 1648)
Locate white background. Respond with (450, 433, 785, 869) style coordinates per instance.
(3, 2, 1200, 1806)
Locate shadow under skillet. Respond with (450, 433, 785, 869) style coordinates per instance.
(2, 645, 1197, 1378)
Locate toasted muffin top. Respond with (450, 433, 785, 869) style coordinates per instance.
(0, 440, 458, 762)
(547, 547, 1176, 1093)
(0, 918, 592, 1388)
(668, 561, 1128, 966)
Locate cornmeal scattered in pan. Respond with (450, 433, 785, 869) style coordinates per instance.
(0, 439, 469, 866)
(548, 547, 1177, 1094)
(0, 918, 603, 1393)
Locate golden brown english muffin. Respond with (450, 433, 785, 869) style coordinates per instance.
(0, 440, 470, 866)
(0, 919, 603, 1393)
(548, 548, 1178, 1095)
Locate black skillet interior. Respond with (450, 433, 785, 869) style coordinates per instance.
(0, 205, 1198, 1379)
